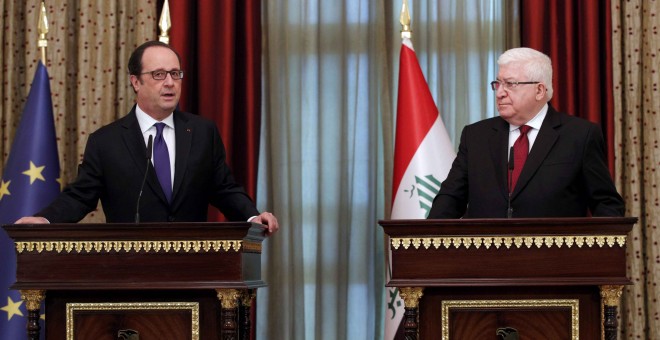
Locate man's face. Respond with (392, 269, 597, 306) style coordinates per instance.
(495, 63, 546, 125)
(130, 46, 181, 120)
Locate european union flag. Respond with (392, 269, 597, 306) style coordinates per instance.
(0, 61, 60, 339)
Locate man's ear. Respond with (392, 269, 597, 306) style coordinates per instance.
(535, 83, 547, 100)
(129, 75, 140, 92)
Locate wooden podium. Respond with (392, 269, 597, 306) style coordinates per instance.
(380, 217, 637, 340)
(2, 222, 267, 340)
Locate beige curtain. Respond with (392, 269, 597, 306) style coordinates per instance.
(612, 1, 660, 339)
(0, 0, 157, 222)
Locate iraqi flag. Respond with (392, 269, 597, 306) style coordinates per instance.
(385, 37, 456, 339)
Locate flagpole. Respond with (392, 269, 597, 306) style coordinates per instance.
(37, 1, 48, 64)
(387, 0, 457, 338)
(384, 4, 415, 340)
(158, 0, 171, 44)
(24, 4, 51, 339)
(400, 0, 411, 39)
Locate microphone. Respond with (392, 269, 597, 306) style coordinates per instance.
(135, 134, 153, 223)
(507, 146, 514, 218)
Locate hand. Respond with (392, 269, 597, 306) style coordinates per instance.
(250, 211, 279, 236)
(14, 216, 50, 224)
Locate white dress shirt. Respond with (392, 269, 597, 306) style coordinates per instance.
(135, 105, 176, 188)
(508, 103, 549, 156)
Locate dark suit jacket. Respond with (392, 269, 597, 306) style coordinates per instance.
(38, 107, 259, 223)
(428, 106, 624, 218)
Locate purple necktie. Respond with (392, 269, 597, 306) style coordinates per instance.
(511, 125, 531, 190)
(153, 122, 172, 203)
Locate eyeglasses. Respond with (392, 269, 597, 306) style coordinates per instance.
(140, 70, 184, 80)
(490, 80, 539, 91)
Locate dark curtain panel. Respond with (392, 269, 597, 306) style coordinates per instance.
(520, 0, 615, 173)
(164, 0, 262, 221)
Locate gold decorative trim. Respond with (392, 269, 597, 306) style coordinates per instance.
(441, 299, 579, 340)
(66, 301, 199, 340)
(216, 288, 242, 309)
(241, 289, 257, 306)
(20, 290, 45, 311)
(600, 285, 623, 306)
(392, 235, 626, 250)
(399, 287, 424, 308)
(15, 240, 248, 254)
(599, 285, 623, 340)
(600, 285, 623, 339)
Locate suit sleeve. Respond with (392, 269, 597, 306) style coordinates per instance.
(207, 124, 260, 221)
(36, 133, 104, 222)
(428, 126, 468, 219)
(582, 124, 625, 216)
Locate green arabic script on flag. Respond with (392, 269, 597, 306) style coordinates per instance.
(403, 174, 442, 217)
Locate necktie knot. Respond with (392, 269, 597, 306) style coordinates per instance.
(155, 122, 166, 136)
(519, 125, 531, 136)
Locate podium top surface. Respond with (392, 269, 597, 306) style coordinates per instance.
(3, 221, 267, 240)
(380, 217, 637, 287)
(3, 222, 268, 290)
(380, 217, 637, 236)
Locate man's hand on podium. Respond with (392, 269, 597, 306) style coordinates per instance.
(14, 216, 49, 224)
(250, 211, 279, 236)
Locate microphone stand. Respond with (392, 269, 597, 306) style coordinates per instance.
(135, 134, 153, 223)
(507, 146, 514, 218)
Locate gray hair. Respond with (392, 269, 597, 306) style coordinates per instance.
(498, 47, 553, 101)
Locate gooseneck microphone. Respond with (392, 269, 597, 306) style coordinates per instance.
(135, 134, 153, 223)
(507, 146, 514, 218)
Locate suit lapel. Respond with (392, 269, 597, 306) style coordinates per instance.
(512, 107, 561, 198)
(489, 118, 510, 201)
(121, 107, 169, 204)
(171, 111, 192, 208)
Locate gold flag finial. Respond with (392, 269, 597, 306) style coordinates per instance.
(158, 0, 172, 44)
(38, 1, 49, 63)
(400, 0, 411, 39)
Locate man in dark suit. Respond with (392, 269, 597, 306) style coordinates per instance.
(428, 47, 624, 219)
(16, 41, 279, 234)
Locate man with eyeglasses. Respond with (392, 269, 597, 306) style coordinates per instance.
(428, 47, 624, 219)
(16, 41, 279, 235)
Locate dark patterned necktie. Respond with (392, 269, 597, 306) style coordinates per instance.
(153, 122, 172, 203)
(511, 125, 531, 190)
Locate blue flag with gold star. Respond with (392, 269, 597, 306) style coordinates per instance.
(0, 61, 59, 339)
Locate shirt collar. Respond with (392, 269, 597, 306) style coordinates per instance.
(135, 104, 175, 133)
(509, 103, 548, 132)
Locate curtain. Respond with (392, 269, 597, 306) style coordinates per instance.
(408, 1, 518, 146)
(0, 0, 157, 223)
(258, 1, 389, 338)
(257, 1, 513, 338)
(520, 0, 616, 172)
(612, 1, 660, 339)
(168, 0, 262, 221)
